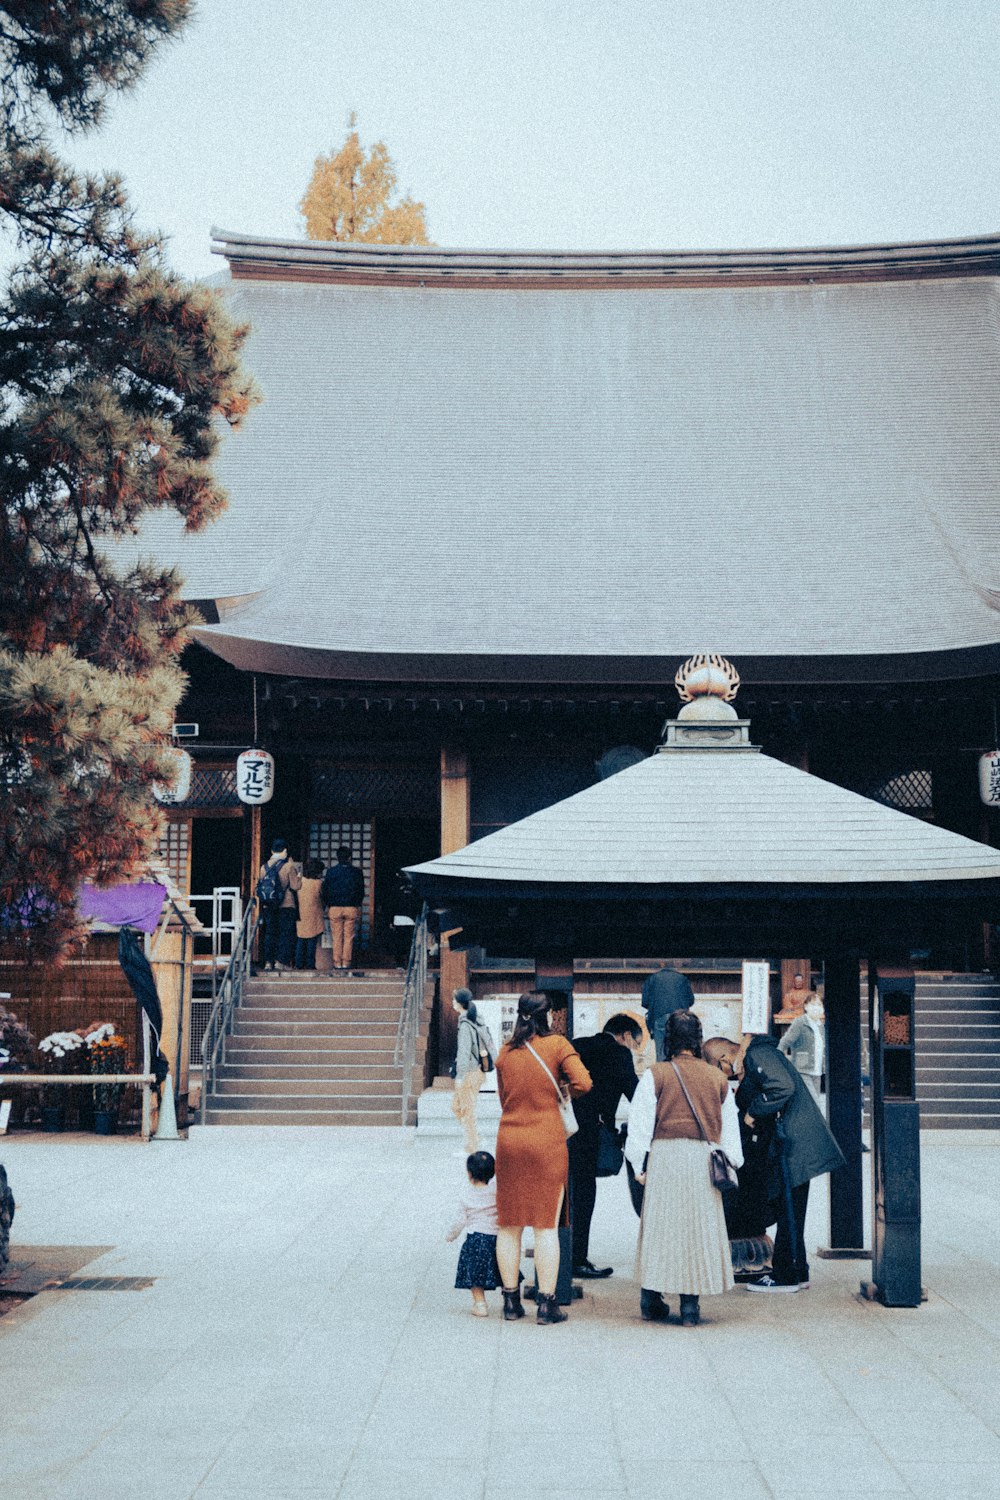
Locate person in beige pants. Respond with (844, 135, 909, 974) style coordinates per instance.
(452, 988, 488, 1153)
(320, 846, 364, 972)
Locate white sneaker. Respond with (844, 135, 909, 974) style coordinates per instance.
(471, 1303, 488, 1318)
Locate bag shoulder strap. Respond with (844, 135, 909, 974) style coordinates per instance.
(526, 1042, 564, 1102)
(669, 1060, 709, 1143)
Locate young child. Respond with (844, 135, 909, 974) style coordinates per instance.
(446, 1151, 500, 1316)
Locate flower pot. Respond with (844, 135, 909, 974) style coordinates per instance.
(93, 1109, 117, 1136)
(42, 1105, 64, 1133)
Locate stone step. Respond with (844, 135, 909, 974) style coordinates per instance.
(917, 1067, 1000, 1083)
(914, 998, 1000, 1013)
(214, 1076, 403, 1098)
(236, 1006, 403, 1022)
(224, 1038, 405, 1058)
(243, 989, 407, 1004)
(224, 1044, 409, 1064)
(917, 1023, 1000, 1038)
(203, 1107, 407, 1127)
(217, 1061, 405, 1081)
(917, 1104, 1000, 1116)
(918, 1114, 1000, 1129)
(207, 1092, 402, 1113)
(246, 978, 405, 994)
(232, 1021, 400, 1038)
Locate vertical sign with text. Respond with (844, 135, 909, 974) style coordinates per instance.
(741, 960, 771, 1034)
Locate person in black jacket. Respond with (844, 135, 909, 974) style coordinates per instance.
(704, 1033, 845, 1291)
(641, 965, 695, 1061)
(320, 846, 365, 972)
(569, 1013, 644, 1278)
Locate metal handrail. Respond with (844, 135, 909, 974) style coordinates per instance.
(199, 896, 262, 1124)
(394, 904, 429, 1126)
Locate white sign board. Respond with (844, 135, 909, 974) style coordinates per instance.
(979, 752, 1000, 807)
(741, 961, 771, 1034)
(470, 997, 520, 1093)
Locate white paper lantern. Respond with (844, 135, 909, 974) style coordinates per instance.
(153, 747, 193, 805)
(979, 752, 1000, 807)
(236, 748, 275, 805)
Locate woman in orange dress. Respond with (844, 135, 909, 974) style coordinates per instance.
(494, 995, 592, 1325)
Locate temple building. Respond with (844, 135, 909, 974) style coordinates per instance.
(144, 230, 1000, 1122)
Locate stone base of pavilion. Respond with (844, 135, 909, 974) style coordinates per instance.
(416, 1082, 501, 1138)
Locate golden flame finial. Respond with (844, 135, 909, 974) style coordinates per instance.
(674, 653, 740, 703)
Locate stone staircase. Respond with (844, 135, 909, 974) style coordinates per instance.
(202, 971, 431, 1126)
(912, 974, 1000, 1129)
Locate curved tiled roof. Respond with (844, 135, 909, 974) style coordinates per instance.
(130, 232, 1000, 680)
(405, 745, 1000, 888)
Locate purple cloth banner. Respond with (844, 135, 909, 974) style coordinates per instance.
(78, 882, 167, 934)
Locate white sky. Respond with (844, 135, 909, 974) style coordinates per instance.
(57, 0, 1000, 279)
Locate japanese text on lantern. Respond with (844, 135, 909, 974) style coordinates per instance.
(979, 753, 1000, 808)
(236, 749, 275, 805)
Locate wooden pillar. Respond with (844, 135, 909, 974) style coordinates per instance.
(439, 746, 471, 1064)
(824, 956, 865, 1251)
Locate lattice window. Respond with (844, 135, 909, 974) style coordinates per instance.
(184, 766, 240, 809)
(308, 822, 374, 949)
(158, 818, 191, 894)
(872, 769, 933, 813)
(311, 765, 437, 818)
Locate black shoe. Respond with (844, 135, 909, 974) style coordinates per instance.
(573, 1260, 613, 1279)
(536, 1292, 568, 1325)
(640, 1288, 670, 1322)
(502, 1287, 525, 1321)
(679, 1294, 700, 1326)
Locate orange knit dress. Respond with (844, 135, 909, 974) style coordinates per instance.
(495, 1034, 593, 1228)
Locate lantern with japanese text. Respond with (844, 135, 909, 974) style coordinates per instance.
(236, 748, 275, 805)
(979, 752, 1000, 807)
(152, 747, 193, 805)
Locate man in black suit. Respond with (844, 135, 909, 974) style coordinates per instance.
(570, 1013, 644, 1278)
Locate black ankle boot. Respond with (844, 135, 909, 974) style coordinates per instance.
(502, 1286, 525, 1321)
(535, 1292, 568, 1325)
(640, 1288, 670, 1322)
(679, 1294, 700, 1326)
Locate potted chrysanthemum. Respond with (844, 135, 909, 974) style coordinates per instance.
(87, 1027, 127, 1134)
(36, 1031, 87, 1131)
(0, 1006, 34, 1128)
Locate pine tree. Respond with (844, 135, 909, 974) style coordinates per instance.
(300, 115, 431, 245)
(0, 2, 257, 957)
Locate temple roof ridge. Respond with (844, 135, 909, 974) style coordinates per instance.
(210, 227, 1000, 287)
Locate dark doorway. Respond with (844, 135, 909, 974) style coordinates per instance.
(371, 817, 439, 965)
(189, 816, 244, 899)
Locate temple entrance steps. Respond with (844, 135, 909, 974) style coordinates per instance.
(202, 971, 426, 1126)
(912, 974, 1000, 1129)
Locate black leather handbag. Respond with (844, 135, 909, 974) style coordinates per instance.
(595, 1122, 624, 1177)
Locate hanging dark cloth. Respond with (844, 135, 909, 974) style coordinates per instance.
(117, 926, 170, 1085)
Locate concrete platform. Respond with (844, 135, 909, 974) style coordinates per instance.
(1, 1129, 1000, 1498)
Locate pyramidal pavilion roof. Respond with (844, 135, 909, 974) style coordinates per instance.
(126, 229, 1000, 683)
(405, 719, 1000, 891)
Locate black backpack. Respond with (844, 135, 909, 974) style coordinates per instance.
(256, 856, 288, 910)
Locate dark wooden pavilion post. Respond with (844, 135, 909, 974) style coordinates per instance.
(823, 955, 866, 1253)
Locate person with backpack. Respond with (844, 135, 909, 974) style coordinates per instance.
(257, 838, 297, 973)
(451, 987, 496, 1154)
(320, 846, 365, 972)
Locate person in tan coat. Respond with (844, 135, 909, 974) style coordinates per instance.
(293, 857, 325, 972)
(494, 995, 592, 1325)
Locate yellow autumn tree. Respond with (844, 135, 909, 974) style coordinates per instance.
(300, 117, 431, 245)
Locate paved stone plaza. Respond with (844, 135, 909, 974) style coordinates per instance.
(1, 1128, 1000, 1500)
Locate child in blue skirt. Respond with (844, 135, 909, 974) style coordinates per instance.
(446, 1150, 500, 1316)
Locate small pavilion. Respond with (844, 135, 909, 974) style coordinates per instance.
(407, 657, 1000, 1306)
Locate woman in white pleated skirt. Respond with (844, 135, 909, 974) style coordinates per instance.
(625, 1009, 734, 1325)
